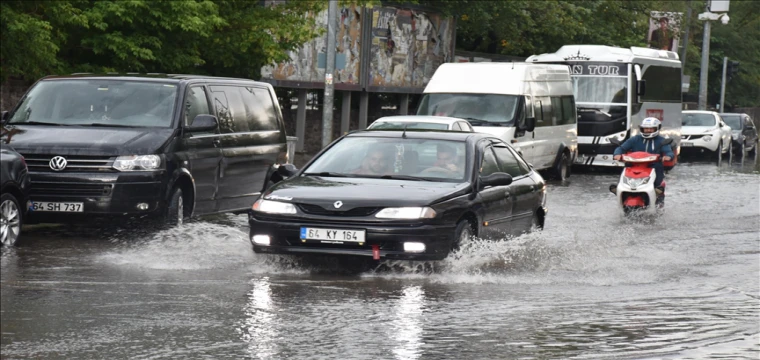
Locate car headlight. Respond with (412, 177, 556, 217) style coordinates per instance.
(702, 135, 712, 142)
(251, 199, 297, 214)
(113, 155, 162, 171)
(375, 207, 436, 219)
(623, 176, 650, 189)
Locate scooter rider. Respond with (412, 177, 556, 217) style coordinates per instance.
(613, 117, 674, 204)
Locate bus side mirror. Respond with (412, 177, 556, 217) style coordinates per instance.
(637, 80, 647, 96)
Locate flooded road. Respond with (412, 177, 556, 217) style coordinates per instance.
(2, 160, 759, 359)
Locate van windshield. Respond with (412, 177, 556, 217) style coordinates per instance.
(416, 94, 519, 126)
(8, 80, 178, 128)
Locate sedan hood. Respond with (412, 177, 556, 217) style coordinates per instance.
(265, 175, 469, 208)
(1, 125, 174, 156)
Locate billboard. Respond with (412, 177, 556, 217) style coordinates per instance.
(647, 11, 682, 52)
(259, 3, 455, 93)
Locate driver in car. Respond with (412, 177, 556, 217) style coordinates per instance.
(432, 144, 464, 174)
(353, 145, 393, 175)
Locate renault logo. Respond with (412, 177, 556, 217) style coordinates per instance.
(49, 156, 68, 171)
(333, 201, 343, 209)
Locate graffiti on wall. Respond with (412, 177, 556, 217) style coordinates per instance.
(367, 7, 454, 89)
(260, 4, 363, 85)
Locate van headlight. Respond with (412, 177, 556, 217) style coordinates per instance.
(113, 155, 162, 171)
(375, 207, 436, 219)
(252, 199, 297, 214)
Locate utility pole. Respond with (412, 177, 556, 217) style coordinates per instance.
(697, 12, 711, 110)
(680, 0, 692, 70)
(719, 56, 727, 112)
(697, 0, 730, 110)
(321, 0, 338, 148)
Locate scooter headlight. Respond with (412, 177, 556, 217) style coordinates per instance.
(623, 176, 650, 189)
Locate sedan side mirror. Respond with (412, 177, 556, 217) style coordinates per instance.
(186, 114, 219, 133)
(478, 172, 513, 191)
(1, 111, 9, 124)
(277, 163, 298, 178)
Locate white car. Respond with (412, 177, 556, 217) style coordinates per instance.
(367, 115, 474, 132)
(681, 110, 732, 158)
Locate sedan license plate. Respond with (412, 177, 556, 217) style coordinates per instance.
(300, 227, 365, 243)
(30, 201, 84, 212)
(681, 142, 693, 147)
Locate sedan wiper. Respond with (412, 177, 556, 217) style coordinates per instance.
(303, 172, 353, 178)
(379, 174, 433, 181)
(14, 121, 67, 126)
(85, 123, 138, 128)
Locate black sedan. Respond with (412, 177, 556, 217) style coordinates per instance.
(248, 130, 547, 261)
(1, 143, 31, 246)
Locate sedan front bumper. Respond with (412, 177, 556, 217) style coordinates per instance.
(248, 213, 457, 261)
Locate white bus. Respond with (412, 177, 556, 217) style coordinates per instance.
(526, 45, 682, 169)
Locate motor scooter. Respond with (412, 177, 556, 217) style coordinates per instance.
(608, 137, 673, 215)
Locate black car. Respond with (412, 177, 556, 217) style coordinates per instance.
(0, 74, 289, 225)
(249, 130, 548, 261)
(0, 143, 31, 246)
(720, 113, 758, 157)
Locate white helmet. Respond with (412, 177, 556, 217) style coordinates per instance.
(640, 117, 661, 139)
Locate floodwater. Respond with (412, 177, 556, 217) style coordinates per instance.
(1, 158, 758, 359)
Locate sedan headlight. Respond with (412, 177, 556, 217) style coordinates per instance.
(623, 176, 650, 189)
(113, 155, 162, 171)
(251, 199, 297, 214)
(375, 207, 436, 219)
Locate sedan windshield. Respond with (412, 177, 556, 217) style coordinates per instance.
(416, 93, 519, 126)
(369, 121, 448, 130)
(8, 80, 178, 127)
(303, 137, 469, 182)
(721, 115, 742, 130)
(682, 113, 717, 127)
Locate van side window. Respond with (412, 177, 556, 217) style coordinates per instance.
(550, 97, 561, 126)
(242, 87, 281, 131)
(480, 146, 500, 176)
(492, 145, 528, 177)
(209, 87, 234, 134)
(535, 96, 551, 127)
(561, 96, 576, 125)
(184, 86, 211, 127)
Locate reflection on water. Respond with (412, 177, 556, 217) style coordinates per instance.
(391, 285, 425, 360)
(239, 277, 278, 360)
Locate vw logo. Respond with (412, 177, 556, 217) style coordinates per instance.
(333, 201, 343, 209)
(49, 156, 68, 171)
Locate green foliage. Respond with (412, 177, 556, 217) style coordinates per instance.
(0, 0, 326, 82)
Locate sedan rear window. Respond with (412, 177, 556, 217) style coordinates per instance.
(9, 80, 178, 128)
(304, 137, 469, 182)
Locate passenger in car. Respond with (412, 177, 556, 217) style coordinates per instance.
(352, 145, 393, 175)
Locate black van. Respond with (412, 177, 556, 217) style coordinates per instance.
(0, 74, 289, 225)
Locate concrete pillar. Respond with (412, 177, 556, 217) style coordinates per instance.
(399, 93, 409, 115)
(358, 91, 369, 129)
(341, 91, 351, 135)
(296, 89, 307, 152)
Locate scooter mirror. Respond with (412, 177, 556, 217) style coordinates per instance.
(661, 137, 673, 145)
(609, 137, 623, 146)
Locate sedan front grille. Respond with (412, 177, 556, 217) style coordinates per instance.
(297, 204, 381, 217)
